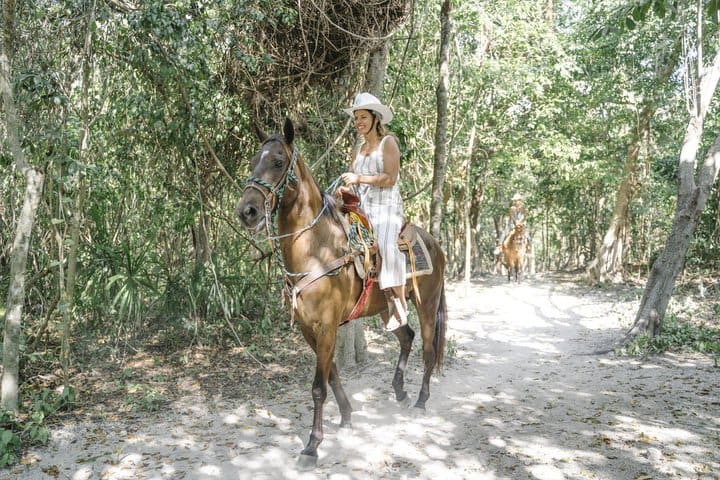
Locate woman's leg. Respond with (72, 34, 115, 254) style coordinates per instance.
(391, 285, 407, 313)
(390, 285, 408, 325)
(384, 285, 407, 331)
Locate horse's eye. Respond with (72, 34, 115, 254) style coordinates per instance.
(274, 157, 284, 168)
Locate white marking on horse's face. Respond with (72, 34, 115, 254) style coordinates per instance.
(260, 148, 270, 163)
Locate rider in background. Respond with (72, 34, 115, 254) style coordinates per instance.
(499, 193, 530, 246)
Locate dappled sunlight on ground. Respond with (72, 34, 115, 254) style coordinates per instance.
(7, 275, 719, 479)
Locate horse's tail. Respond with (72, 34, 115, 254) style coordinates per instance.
(433, 286, 447, 372)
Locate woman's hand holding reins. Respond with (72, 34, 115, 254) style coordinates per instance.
(341, 172, 360, 186)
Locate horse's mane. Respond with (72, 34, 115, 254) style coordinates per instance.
(273, 135, 342, 227)
(309, 175, 343, 227)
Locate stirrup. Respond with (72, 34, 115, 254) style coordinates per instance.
(385, 316, 402, 332)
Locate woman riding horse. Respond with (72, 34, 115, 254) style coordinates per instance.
(236, 118, 447, 468)
(502, 222, 527, 282)
(499, 192, 528, 245)
(339, 92, 407, 331)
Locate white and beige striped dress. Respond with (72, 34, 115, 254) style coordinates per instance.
(353, 136, 406, 290)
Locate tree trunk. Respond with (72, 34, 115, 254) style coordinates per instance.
(2, 171, 44, 413)
(430, 0, 452, 239)
(59, 179, 85, 372)
(363, 41, 388, 95)
(59, 0, 96, 375)
(193, 210, 212, 267)
(463, 102, 479, 291)
(588, 41, 680, 284)
(1, 0, 46, 413)
(628, 46, 720, 338)
(588, 106, 651, 283)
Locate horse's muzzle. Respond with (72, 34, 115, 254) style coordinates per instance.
(237, 199, 263, 231)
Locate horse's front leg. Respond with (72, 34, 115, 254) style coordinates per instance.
(298, 330, 337, 469)
(299, 363, 328, 468)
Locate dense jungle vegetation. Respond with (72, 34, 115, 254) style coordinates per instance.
(1, 0, 719, 465)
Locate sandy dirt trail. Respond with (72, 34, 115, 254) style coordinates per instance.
(6, 275, 719, 480)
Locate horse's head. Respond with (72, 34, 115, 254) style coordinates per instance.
(513, 223, 525, 236)
(237, 118, 300, 232)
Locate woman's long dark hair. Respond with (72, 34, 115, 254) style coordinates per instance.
(371, 111, 387, 137)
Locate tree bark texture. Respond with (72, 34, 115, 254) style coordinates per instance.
(463, 125, 477, 289)
(1, 0, 46, 413)
(60, 0, 96, 373)
(463, 96, 481, 289)
(588, 106, 652, 283)
(430, 0, 452, 239)
(2, 170, 44, 413)
(193, 211, 212, 267)
(629, 47, 720, 338)
(363, 42, 389, 96)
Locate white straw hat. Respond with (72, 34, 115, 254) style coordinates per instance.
(512, 193, 523, 201)
(343, 92, 394, 124)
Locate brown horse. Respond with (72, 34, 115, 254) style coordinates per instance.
(236, 119, 447, 468)
(501, 223, 527, 282)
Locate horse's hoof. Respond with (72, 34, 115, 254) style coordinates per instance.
(410, 406, 426, 417)
(297, 453, 318, 470)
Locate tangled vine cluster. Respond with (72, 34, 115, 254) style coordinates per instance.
(225, 0, 410, 122)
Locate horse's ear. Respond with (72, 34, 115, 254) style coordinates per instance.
(283, 117, 295, 145)
(252, 122, 268, 142)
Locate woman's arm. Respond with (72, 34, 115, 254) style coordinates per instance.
(337, 148, 360, 195)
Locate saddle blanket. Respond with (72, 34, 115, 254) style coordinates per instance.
(399, 231, 433, 278)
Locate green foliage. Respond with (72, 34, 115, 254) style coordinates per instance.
(590, 0, 720, 39)
(0, 417, 22, 468)
(164, 259, 282, 339)
(2, 0, 720, 421)
(0, 386, 77, 468)
(105, 243, 159, 333)
(445, 336, 458, 360)
(124, 384, 165, 412)
(688, 190, 720, 270)
(622, 315, 720, 358)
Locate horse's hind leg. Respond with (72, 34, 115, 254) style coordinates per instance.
(414, 287, 446, 410)
(328, 362, 352, 428)
(382, 310, 415, 404)
(415, 328, 438, 410)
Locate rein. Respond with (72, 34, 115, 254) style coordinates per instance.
(243, 140, 344, 281)
(243, 140, 360, 324)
